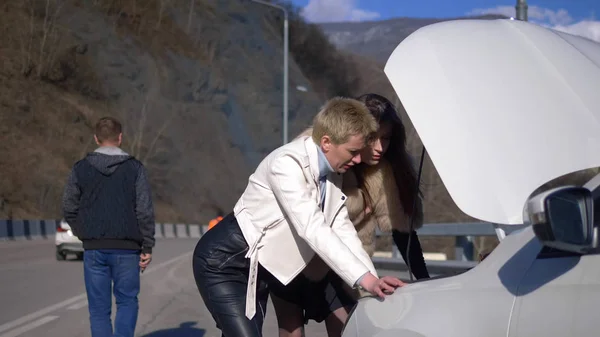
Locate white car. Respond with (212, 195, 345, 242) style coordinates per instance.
(342, 19, 600, 337)
(55, 219, 83, 261)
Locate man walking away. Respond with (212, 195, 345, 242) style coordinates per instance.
(62, 116, 155, 337)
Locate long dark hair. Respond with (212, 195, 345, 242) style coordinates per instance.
(355, 93, 422, 217)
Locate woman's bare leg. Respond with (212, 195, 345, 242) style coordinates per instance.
(271, 293, 305, 337)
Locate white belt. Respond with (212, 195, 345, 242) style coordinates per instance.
(244, 233, 265, 319)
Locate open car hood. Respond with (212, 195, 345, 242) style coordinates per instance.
(384, 19, 600, 224)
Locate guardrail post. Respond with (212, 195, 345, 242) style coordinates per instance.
(175, 224, 187, 238)
(154, 223, 163, 239)
(0, 219, 8, 239)
(455, 235, 474, 261)
(163, 223, 176, 238)
(188, 224, 202, 238)
(11, 220, 25, 240)
(29, 220, 42, 239)
(42, 219, 58, 238)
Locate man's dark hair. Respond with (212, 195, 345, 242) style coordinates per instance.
(95, 117, 122, 143)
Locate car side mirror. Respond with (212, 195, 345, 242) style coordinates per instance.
(527, 186, 597, 254)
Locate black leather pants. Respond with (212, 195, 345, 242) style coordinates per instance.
(192, 213, 272, 337)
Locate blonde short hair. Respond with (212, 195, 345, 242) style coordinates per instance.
(312, 97, 377, 145)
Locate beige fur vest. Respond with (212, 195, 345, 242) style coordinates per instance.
(343, 157, 424, 257)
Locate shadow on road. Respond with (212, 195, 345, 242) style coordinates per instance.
(140, 321, 206, 337)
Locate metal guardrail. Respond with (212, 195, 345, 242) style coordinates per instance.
(373, 256, 479, 276)
(0, 219, 208, 241)
(0, 219, 60, 240)
(382, 222, 529, 260)
(374, 222, 529, 275)
(0, 219, 529, 275)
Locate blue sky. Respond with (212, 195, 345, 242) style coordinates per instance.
(290, 1, 598, 22)
(290, 0, 600, 41)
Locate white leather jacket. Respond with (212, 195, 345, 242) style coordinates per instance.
(234, 136, 377, 318)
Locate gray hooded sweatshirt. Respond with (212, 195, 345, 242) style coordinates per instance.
(62, 146, 155, 254)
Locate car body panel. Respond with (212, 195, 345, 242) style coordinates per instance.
(344, 227, 540, 337)
(508, 249, 600, 337)
(343, 19, 600, 337)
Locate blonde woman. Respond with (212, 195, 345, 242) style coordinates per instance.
(191, 97, 404, 337)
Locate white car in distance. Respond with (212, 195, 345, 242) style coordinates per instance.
(55, 219, 83, 261)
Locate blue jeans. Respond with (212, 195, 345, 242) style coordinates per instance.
(84, 250, 141, 337)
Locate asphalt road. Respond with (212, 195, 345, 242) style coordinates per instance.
(0, 239, 412, 337)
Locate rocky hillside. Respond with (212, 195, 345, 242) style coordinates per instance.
(0, 0, 496, 231)
(0, 0, 359, 223)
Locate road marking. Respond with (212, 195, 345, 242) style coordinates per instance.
(0, 316, 59, 337)
(0, 295, 86, 334)
(0, 252, 192, 334)
(66, 300, 88, 310)
(142, 252, 192, 277)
